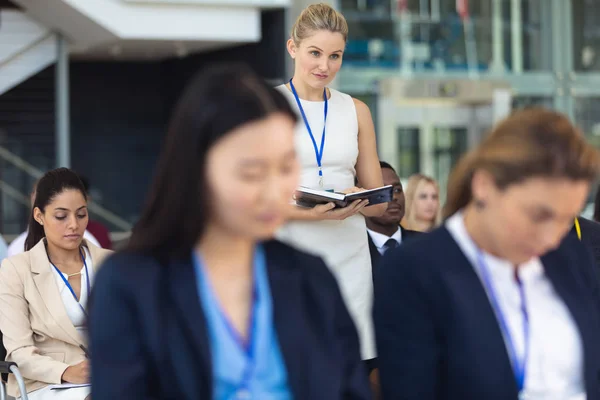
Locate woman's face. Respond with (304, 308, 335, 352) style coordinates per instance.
(414, 181, 439, 223)
(287, 29, 345, 90)
(205, 113, 299, 241)
(475, 174, 590, 264)
(34, 189, 88, 251)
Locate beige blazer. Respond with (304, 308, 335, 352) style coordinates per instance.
(0, 239, 112, 397)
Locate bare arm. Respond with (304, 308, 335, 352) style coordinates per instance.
(286, 200, 368, 221)
(354, 98, 386, 217)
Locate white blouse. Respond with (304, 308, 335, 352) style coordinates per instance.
(51, 247, 94, 339)
(446, 212, 586, 400)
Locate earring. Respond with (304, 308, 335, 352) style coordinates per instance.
(474, 199, 486, 209)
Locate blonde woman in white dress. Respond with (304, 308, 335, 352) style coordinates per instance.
(276, 3, 386, 376)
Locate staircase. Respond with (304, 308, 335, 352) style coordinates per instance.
(0, 9, 56, 96)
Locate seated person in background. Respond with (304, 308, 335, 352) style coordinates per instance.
(78, 176, 113, 250)
(401, 173, 441, 232)
(365, 161, 421, 277)
(0, 234, 7, 262)
(8, 181, 100, 257)
(0, 168, 112, 400)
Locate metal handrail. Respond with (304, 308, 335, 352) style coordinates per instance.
(0, 145, 133, 231)
(0, 180, 29, 207)
(0, 31, 55, 69)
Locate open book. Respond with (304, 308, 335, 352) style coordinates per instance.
(295, 185, 393, 208)
(49, 383, 91, 390)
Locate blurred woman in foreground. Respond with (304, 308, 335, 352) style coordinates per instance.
(89, 63, 371, 400)
(375, 108, 600, 400)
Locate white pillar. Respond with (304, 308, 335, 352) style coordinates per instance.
(492, 89, 512, 125)
(511, 0, 523, 73)
(489, 0, 506, 73)
(400, 12, 413, 77)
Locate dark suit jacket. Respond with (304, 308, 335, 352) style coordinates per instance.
(89, 240, 371, 400)
(574, 216, 600, 270)
(367, 226, 421, 280)
(374, 227, 600, 400)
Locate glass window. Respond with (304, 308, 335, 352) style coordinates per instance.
(511, 96, 554, 110)
(573, 98, 600, 206)
(573, 0, 600, 71)
(575, 97, 600, 148)
(351, 93, 379, 128)
(340, 0, 551, 72)
(432, 127, 467, 203)
(396, 127, 420, 179)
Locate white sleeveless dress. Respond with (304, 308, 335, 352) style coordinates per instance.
(275, 85, 375, 360)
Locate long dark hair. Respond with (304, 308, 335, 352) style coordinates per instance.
(126, 63, 297, 258)
(444, 107, 600, 218)
(25, 168, 88, 251)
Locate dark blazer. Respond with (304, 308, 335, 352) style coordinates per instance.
(89, 240, 371, 400)
(374, 227, 600, 400)
(367, 226, 421, 280)
(574, 216, 600, 270)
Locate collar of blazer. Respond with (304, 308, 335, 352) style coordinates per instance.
(29, 238, 112, 346)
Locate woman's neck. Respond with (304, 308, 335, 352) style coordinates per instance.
(463, 205, 502, 259)
(289, 74, 327, 102)
(46, 241, 82, 270)
(196, 225, 255, 279)
(412, 218, 433, 232)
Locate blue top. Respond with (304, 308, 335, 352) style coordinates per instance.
(193, 245, 293, 400)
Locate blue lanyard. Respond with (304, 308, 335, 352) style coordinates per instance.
(476, 250, 529, 395)
(50, 249, 91, 316)
(289, 78, 328, 188)
(193, 249, 260, 392)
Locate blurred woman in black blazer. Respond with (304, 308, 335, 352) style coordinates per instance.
(374, 108, 600, 400)
(88, 64, 371, 400)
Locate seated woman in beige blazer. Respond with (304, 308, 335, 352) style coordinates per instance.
(0, 168, 112, 399)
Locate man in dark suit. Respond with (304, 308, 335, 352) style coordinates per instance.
(365, 161, 421, 279)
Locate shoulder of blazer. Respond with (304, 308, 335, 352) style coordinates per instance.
(394, 226, 453, 259)
(4, 239, 114, 275)
(377, 226, 458, 285)
(575, 217, 600, 249)
(2, 238, 47, 276)
(96, 250, 163, 280)
(263, 239, 321, 265)
(83, 241, 113, 269)
(547, 231, 600, 285)
(262, 239, 338, 287)
(400, 226, 423, 239)
(263, 240, 326, 269)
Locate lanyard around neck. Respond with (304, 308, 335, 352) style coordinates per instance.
(289, 78, 328, 188)
(476, 249, 529, 396)
(575, 217, 582, 240)
(50, 248, 90, 315)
